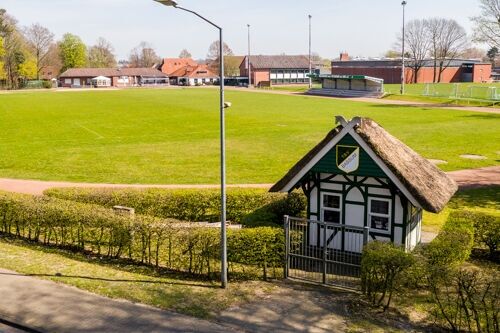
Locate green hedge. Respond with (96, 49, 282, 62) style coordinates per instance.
(44, 187, 306, 226)
(0, 191, 284, 280)
(424, 210, 475, 268)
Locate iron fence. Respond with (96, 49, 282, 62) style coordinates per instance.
(284, 216, 369, 290)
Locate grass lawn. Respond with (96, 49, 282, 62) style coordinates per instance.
(0, 235, 279, 319)
(0, 88, 499, 184)
(422, 186, 499, 233)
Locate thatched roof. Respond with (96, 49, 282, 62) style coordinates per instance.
(270, 117, 457, 213)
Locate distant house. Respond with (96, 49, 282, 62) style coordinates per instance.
(59, 68, 169, 88)
(169, 64, 218, 86)
(240, 55, 311, 87)
(332, 53, 492, 84)
(160, 58, 198, 76)
(39, 66, 60, 81)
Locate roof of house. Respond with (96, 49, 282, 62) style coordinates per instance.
(169, 64, 218, 79)
(59, 68, 168, 78)
(161, 58, 198, 75)
(246, 55, 310, 69)
(225, 56, 245, 68)
(270, 117, 457, 213)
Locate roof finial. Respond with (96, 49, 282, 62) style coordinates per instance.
(335, 116, 348, 127)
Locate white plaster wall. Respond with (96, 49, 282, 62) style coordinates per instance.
(394, 226, 402, 245)
(367, 187, 391, 196)
(346, 187, 363, 202)
(310, 187, 318, 214)
(320, 183, 342, 191)
(346, 204, 364, 227)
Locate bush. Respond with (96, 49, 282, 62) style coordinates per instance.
(361, 241, 414, 311)
(470, 211, 500, 258)
(425, 210, 475, 270)
(45, 187, 306, 227)
(242, 192, 306, 227)
(430, 268, 500, 333)
(0, 191, 284, 279)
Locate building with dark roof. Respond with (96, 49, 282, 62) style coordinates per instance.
(332, 53, 492, 84)
(240, 55, 311, 87)
(59, 68, 169, 88)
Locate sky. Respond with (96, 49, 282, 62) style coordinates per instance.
(2, 0, 483, 61)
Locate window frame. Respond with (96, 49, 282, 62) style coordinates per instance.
(320, 192, 342, 224)
(368, 197, 392, 233)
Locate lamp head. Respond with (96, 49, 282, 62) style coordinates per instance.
(401, 1, 407, 5)
(154, 0, 178, 7)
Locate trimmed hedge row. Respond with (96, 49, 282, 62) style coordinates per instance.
(0, 191, 284, 279)
(44, 187, 306, 226)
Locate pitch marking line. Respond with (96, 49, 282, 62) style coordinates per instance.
(77, 124, 105, 139)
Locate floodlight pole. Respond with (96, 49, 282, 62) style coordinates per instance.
(308, 14, 312, 89)
(247, 24, 252, 87)
(400, 1, 407, 95)
(156, 1, 228, 289)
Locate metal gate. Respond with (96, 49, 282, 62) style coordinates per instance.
(284, 216, 369, 290)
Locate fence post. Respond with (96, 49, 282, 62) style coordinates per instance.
(363, 226, 369, 247)
(284, 215, 290, 279)
(322, 222, 327, 285)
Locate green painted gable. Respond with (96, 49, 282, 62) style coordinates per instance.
(311, 133, 386, 177)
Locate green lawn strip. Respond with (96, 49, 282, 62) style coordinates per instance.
(0, 89, 498, 184)
(383, 94, 500, 107)
(422, 186, 499, 233)
(0, 236, 278, 319)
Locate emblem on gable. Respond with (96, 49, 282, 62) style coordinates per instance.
(336, 145, 360, 173)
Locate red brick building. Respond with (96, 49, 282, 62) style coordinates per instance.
(240, 55, 310, 87)
(332, 54, 492, 84)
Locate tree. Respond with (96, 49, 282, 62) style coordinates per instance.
(434, 19, 468, 83)
(179, 49, 192, 58)
(206, 40, 233, 75)
(461, 47, 486, 59)
(18, 55, 37, 79)
(23, 23, 54, 79)
(128, 42, 160, 68)
(59, 33, 87, 72)
(87, 37, 116, 68)
(0, 36, 6, 80)
(0, 9, 27, 88)
(471, 0, 500, 48)
(384, 50, 400, 58)
(487, 46, 498, 64)
(399, 19, 431, 83)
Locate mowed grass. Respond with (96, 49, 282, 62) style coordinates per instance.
(0, 88, 499, 184)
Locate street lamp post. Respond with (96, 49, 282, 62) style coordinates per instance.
(400, 1, 407, 95)
(247, 24, 252, 87)
(308, 14, 312, 89)
(154, 0, 228, 289)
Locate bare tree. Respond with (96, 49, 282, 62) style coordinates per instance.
(88, 37, 116, 68)
(178, 49, 192, 58)
(206, 40, 233, 75)
(397, 19, 431, 83)
(426, 18, 446, 83)
(471, 0, 500, 48)
(434, 19, 468, 83)
(461, 47, 486, 60)
(23, 23, 54, 80)
(128, 42, 160, 68)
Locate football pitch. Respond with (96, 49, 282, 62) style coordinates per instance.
(0, 88, 498, 184)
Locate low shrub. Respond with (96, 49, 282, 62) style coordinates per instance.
(0, 191, 284, 279)
(424, 210, 475, 270)
(361, 241, 414, 311)
(470, 211, 500, 258)
(44, 187, 305, 226)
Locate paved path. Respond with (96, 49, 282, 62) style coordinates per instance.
(446, 166, 500, 189)
(0, 269, 232, 333)
(224, 87, 500, 114)
(0, 166, 498, 196)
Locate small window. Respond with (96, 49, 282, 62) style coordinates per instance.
(368, 198, 391, 232)
(321, 193, 342, 223)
